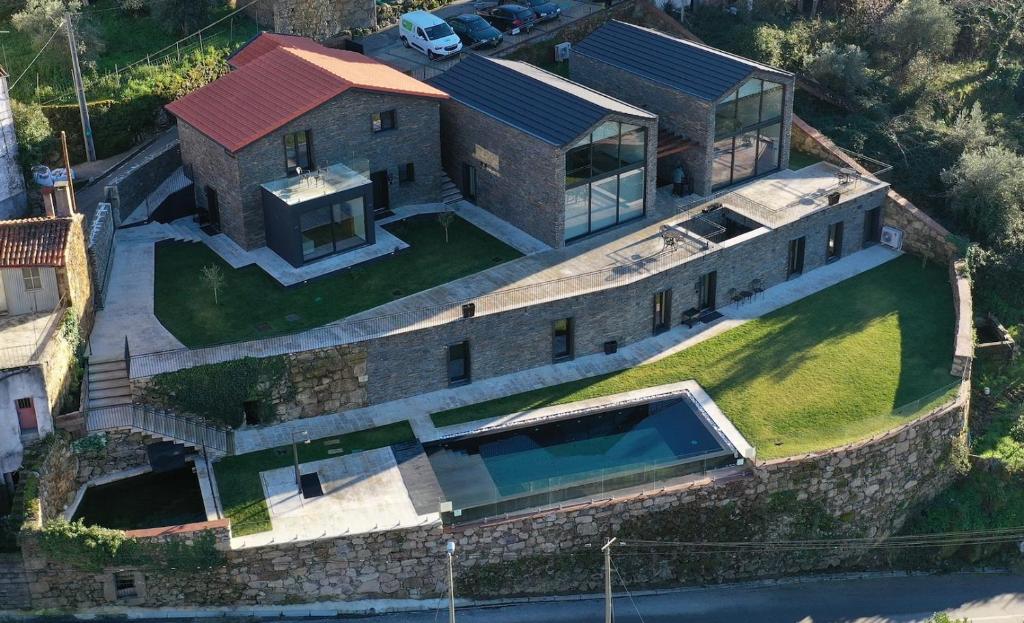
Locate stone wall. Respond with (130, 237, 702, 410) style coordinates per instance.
(56, 213, 94, 332)
(278, 344, 368, 421)
(74, 430, 152, 485)
(272, 0, 376, 37)
(10, 386, 969, 609)
(86, 202, 116, 308)
(104, 136, 182, 223)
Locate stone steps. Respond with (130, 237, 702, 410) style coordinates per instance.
(87, 358, 131, 410)
(441, 174, 462, 205)
(0, 554, 31, 610)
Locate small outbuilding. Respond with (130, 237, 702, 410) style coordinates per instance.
(429, 54, 658, 247)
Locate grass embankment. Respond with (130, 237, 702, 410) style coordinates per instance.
(214, 421, 416, 536)
(154, 215, 522, 348)
(432, 256, 957, 459)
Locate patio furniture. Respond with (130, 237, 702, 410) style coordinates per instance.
(728, 288, 742, 306)
(739, 288, 753, 303)
(751, 278, 764, 299)
(681, 306, 701, 328)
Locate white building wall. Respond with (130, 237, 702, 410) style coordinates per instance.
(0, 367, 51, 475)
(0, 74, 27, 219)
(0, 266, 59, 315)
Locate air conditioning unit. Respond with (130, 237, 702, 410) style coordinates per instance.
(554, 41, 572, 62)
(880, 225, 904, 251)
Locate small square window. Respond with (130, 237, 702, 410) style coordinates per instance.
(114, 572, 137, 598)
(22, 267, 42, 291)
(372, 110, 396, 133)
(399, 162, 415, 184)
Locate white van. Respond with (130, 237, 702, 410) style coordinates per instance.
(399, 10, 463, 60)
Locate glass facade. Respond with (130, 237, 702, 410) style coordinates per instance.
(300, 198, 368, 262)
(712, 78, 785, 190)
(564, 121, 647, 242)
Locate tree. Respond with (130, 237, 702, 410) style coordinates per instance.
(12, 1, 103, 64)
(117, 0, 146, 14)
(878, 0, 958, 69)
(941, 145, 1024, 246)
(806, 42, 870, 96)
(438, 211, 456, 243)
(956, 0, 1024, 72)
(11, 99, 56, 171)
(152, 0, 212, 36)
(200, 264, 225, 305)
(943, 102, 997, 155)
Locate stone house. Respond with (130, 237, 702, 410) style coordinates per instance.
(571, 20, 796, 196)
(429, 54, 658, 248)
(166, 33, 448, 265)
(0, 211, 93, 493)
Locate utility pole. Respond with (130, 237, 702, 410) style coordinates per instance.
(64, 13, 95, 162)
(446, 540, 456, 623)
(60, 130, 77, 213)
(603, 537, 617, 623)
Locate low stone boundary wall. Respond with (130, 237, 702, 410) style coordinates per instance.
(104, 137, 182, 224)
(87, 202, 116, 308)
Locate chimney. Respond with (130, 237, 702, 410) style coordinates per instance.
(53, 181, 75, 217)
(41, 186, 56, 217)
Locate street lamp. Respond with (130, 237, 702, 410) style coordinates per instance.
(446, 540, 456, 623)
(291, 430, 310, 493)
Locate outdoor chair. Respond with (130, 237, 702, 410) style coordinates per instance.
(751, 278, 764, 299)
(728, 288, 742, 306)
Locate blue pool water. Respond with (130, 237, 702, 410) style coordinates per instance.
(425, 394, 731, 515)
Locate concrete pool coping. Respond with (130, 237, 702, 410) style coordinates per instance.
(422, 380, 757, 463)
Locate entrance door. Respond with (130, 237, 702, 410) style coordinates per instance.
(863, 207, 882, 246)
(370, 170, 390, 212)
(15, 398, 37, 432)
(697, 271, 717, 311)
(788, 236, 806, 277)
(0, 276, 7, 314)
(462, 163, 477, 202)
(653, 289, 672, 334)
(204, 186, 220, 230)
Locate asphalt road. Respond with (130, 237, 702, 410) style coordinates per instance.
(371, 574, 1024, 623)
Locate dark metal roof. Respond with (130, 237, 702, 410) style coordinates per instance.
(574, 21, 791, 101)
(428, 54, 654, 146)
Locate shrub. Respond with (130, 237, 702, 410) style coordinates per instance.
(751, 20, 824, 72)
(941, 146, 1024, 246)
(11, 99, 57, 171)
(806, 42, 870, 96)
(1011, 414, 1024, 444)
(877, 0, 958, 68)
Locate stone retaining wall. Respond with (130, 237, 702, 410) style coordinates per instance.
(105, 138, 182, 224)
(278, 344, 368, 421)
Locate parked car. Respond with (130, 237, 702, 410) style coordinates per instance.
(399, 10, 464, 60)
(447, 14, 504, 49)
(476, 4, 536, 35)
(502, 0, 561, 22)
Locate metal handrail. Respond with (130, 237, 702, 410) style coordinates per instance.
(84, 403, 232, 454)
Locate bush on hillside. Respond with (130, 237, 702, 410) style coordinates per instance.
(806, 42, 870, 96)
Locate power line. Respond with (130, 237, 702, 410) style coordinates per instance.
(9, 20, 65, 90)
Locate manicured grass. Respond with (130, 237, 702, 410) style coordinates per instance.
(788, 147, 823, 170)
(431, 256, 957, 459)
(214, 421, 416, 536)
(154, 215, 523, 348)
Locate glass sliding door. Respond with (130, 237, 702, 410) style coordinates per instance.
(300, 207, 335, 262)
(712, 77, 786, 190)
(300, 197, 369, 263)
(563, 120, 648, 242)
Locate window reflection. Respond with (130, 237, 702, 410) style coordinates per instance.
(712, 77, 786, 189)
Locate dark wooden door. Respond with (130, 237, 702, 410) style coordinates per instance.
(204, 186, 220, 230)
(370, 170, 390, 212)
(698, 271, 717, 310)
(462, 163, 477, 202)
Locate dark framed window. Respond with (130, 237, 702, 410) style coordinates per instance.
(712, 78, 785, 190)
(399, 162, 415, 184)
(653, 289, 672, 334)
(787, 236, 806, 277)
(113, 572, 137, 598)
(284, 130, 313, 175)
(552, 318, 574, 362)
(827, 221, 844, 262)
(447, 341, 471, 386)
(372, 110, 397, 133)
(21, 267, 42, 291)
(564, 121, 648, 242)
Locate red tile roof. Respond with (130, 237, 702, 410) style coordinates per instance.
(165, 33, 448, 153)
(0, 217, 71, 268)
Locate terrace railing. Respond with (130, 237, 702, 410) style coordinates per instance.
(85, 403, 233, 455)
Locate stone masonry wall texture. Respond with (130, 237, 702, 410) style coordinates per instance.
(10, 390, 968, 608)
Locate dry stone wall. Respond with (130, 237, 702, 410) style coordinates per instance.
(278, 345, 368, 421)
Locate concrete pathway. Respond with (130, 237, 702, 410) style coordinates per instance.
(88, 223, 185, 361)
(233, 245, 900, 454)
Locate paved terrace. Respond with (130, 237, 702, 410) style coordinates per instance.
(124, 162, 885, 377)
(0, 309, 64, 369)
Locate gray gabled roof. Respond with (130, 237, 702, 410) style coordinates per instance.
(574, 21, 791, 102)
(428, 54, 654, 146)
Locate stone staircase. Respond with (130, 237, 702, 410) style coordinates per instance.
(155, 220, 202, 243)
(441, 174, 463, 206)
(0, 554, 31, 610)
(86, 358, 132, 410)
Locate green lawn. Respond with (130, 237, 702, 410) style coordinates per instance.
(214, 421, 416, 536)
(788, 147, 823, 170)
(431, 256, 957, 459)
(154, 215, 523, 348)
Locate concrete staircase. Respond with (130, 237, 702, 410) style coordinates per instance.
(156, 220, 202, 243)
(441, 174, 463, 206)
(86, 358, 132, 409)
(0, 554, 31, 610)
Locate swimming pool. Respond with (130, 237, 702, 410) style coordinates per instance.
(424, 390, 740, 520)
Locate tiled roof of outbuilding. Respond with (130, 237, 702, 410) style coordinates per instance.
(0, 217, 71, 268)
(428, 54, 654, 146)
(165, 33, 448, 153)
(574, 21, 792, 101)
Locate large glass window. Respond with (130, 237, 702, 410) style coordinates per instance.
(712, 77, 786, 189)
(284, 130, 312, 175)
(563, 120, 648, 242)
(300, 197, 368, 262)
